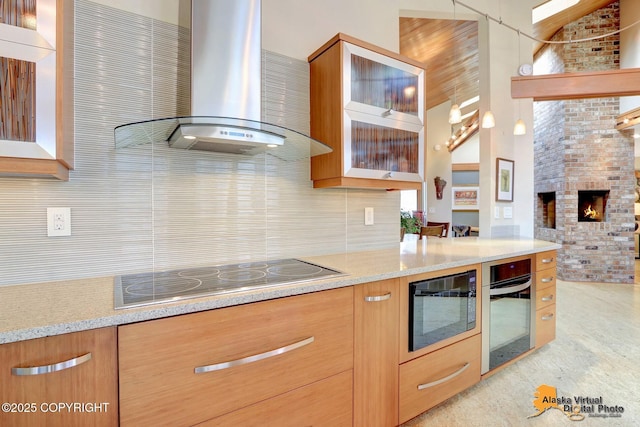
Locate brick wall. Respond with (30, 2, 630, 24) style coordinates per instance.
(533, 1, 635, 283)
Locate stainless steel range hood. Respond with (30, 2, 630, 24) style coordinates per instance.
(114, 0, 331, 160)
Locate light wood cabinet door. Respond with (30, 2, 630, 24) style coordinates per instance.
(0, 327, 118, 427)
(399, 334, 481, 424)
(536, 305, 556, 347)
(308, 33, 425, 190)
(198, 370, 353, 427)
(119, 287, 354, 426)
(354, 279, 400, 427)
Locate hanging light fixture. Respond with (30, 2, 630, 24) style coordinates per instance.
(482, 111, 495, 128)
(513, 31, 526, 135)
(449, 101, 462, 124)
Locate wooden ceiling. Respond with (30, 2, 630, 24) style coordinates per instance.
(399, 0, 619, 112)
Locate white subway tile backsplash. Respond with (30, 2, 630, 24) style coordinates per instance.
(0, 0, 399, 287)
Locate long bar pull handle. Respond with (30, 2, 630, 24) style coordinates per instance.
(364, 292, 392, 302)
(541, 295, 554, 302)
(417, 362, 470, 390)
(541, 313, 555, 321)
(541, 257, 554, 264)
(194, 336, 314, 374)
(490, 280, 532, 296)
(541, 276, 554, 283)
(11, 352, 92, 376)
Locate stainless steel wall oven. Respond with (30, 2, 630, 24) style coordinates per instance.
(481, 257, 534, 374)
(409, 269, 477, 352)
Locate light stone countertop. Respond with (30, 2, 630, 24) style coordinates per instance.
(0, 237, 560, 344)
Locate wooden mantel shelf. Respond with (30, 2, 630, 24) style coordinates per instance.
(511, 68, 640, 101)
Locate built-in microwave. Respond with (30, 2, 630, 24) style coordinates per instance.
(408, 270, 477, 352)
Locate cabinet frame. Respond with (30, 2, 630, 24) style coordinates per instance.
(309, 33, 425, 190)
(0, 0, 74, 180)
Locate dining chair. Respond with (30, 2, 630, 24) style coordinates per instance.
(425, 221, 450, 238)
(419, 225, 445, 239)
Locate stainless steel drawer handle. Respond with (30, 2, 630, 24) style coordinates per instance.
(541, 313, 555, 321)
(541, 295, 554, 302)
(417, 362, 470, 390)
(11, 352, 92, 376)
(541, 257, 554, 264)
(541, 276, 554, 283)
(364, 292, 391, 302)
(194, 336, 314, 374)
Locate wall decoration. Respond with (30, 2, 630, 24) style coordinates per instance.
(496, 158, 514, 202)
(434, 176, 447, 200)
(452, 186, 479, 210)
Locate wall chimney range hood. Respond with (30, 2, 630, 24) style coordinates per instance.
(114, 0, 331, 161)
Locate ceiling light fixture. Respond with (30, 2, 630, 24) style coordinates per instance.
(448, 0, 462, 125)
(482, 111, 495, 128)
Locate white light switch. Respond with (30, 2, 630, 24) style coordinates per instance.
(428, 207, 436, 214)
(503, 206, 513, 219)
(494, 207, 500, 219)
(364, 207, 374, 225)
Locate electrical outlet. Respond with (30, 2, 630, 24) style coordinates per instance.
(364, 207, 374, 225)
(47, 207, 71, 237)
(428, 207, 436, 214)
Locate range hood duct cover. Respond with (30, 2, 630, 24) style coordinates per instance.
(113, 0, 331, 160)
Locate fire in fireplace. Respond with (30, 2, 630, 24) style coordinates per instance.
(578, 190, 609, 222)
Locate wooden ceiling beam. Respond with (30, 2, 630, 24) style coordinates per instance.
(511, 68, 640, 101)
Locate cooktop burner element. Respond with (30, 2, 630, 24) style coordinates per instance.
(114, 258, 345, 309)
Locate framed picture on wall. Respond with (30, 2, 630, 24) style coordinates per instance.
(496, 158, 514, 202)
(452, 186, 480, 210)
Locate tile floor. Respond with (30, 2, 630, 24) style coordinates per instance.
(402, 261, 640, 427)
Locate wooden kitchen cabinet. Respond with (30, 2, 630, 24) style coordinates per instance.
(354, 279, 400, 427)
(535, 250, 557, 347)
(0, 0, 74, 180)
(118, 287, 354, 426)
(0, 327, 118, 427)
(398, 334, 481, 424)
(308, 33, 425, 190)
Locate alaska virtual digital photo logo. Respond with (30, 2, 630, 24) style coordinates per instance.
(529, 384, 625, 421)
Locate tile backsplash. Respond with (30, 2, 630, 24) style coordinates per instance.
(0, 0, 398, 286)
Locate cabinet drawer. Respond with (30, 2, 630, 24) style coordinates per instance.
(199, 370, 353, 427)
(536, 305, 556, 348)
(399, 334, 481, 424)
(0, 327, 118, 427)
(535, 251, 557, 271)
(536, 268, 556, 290)
(536, 283, 556, 310)
(119, 287, 353, 426)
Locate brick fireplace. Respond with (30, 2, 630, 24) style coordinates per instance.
(533, 2, 635, 283)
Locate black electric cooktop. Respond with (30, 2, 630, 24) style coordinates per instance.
(114, 258, 345, 309)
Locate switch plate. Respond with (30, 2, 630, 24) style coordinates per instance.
(47, 207, 71, 237)
(428, 207, 436, 214)
(494, 207, 500, 219)
(503, 206, 513, 219)
(364, 207, 374, 225)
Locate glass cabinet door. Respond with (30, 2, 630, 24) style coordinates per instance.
(342, 42, 424, 182)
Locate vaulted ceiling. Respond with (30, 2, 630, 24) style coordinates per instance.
(399, 0, 619, 112)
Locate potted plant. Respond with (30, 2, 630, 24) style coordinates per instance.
(400, 210, 421, 241)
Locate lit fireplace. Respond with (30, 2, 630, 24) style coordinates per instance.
(577, 190, 609, 222)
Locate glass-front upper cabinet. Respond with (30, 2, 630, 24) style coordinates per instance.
(309, 34, 424, 190)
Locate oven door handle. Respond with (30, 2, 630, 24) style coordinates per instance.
(489, 279, 532, 296)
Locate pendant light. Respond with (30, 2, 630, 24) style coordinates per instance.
(513, 31, 526, 135)
(448, 0, 462, 125)
(449, 101, 462, 124)
(482, 111, 495, 128)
